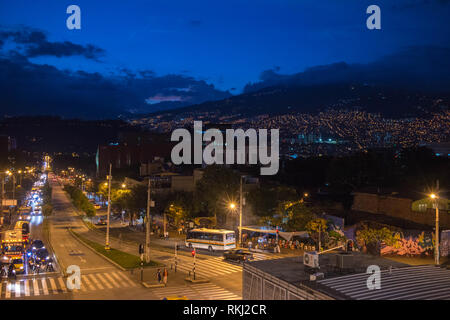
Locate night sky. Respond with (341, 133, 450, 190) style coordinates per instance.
(1, 0, 450, 118)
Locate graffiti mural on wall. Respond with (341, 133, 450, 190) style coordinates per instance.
(381, 232, 434, 256)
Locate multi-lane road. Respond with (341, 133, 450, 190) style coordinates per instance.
(1, 175, 286, 300)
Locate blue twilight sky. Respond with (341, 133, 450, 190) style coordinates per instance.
(1, 0, 450, 118)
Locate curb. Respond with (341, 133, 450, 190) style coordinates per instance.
(67, 228, 127, 272)
(142, 282, 166, 288)
(184, 277, 209, 283)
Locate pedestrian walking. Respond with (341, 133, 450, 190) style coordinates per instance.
(156, 268, 162, 284)
(163, 268, 168, 286)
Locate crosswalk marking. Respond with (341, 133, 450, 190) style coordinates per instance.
(114, 271, 136, 287)
(81, 275, 95, 291)
(15, 281, 20, 297)
(103, 273, 120, 288)
(41, 278, 49, 295)
(151, 283, 241, 300)
(170, 252, 285, 279)
(95, 273, 113, 289)
(57, 277, 68, 293)
(87, 273, 104, 290)
(5, 283, 11, 299)
(49, 278, 58, 293)
(110, 272, 129, 287)
(1, 271, 138, 299)
(24, 280, 30, 296)
(33, 279, 40, 296)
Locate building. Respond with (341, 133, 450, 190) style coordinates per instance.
(351, 188, 450, 229)
(96, 142, 173, 177)
(243, 253, 450, 300)
(0, 135, 16, 165)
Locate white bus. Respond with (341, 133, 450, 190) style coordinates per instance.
(185, 228, 236, 252)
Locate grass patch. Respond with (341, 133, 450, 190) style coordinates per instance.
(70, 230, 161, 269)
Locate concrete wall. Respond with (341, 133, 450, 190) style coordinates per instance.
(243, 264, 333, 300)
(352, 192, 450, 229)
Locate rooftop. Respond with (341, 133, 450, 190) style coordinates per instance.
(244, 252, 450, 299)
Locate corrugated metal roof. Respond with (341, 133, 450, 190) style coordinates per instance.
(317, 265, 450, 300)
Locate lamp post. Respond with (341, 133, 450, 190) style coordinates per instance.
(145, 177, 151, 263)
(105, 164, 112, 250)
(430, 193, 440, 265)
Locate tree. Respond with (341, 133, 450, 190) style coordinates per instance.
(194, 165, 239, 224)
(356, 226, 397, 255)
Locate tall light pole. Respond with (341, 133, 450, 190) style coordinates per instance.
(0, 172, 5, 215)
(105, 164, 112, 250)
(145, 177, 151, 263)
(430, 192, 440, 265)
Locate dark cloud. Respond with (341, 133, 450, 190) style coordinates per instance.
(244, 46, 450, 93)
(0, 27, 105, 60)
(0, 54, 231, 119)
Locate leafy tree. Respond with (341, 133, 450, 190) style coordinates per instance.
(356, 226, 397, 255)
(194, 165, 239, 223)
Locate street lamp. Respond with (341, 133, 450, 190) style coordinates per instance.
(229, 202, 236, 210)
(105, 164, 112, 250)
(430, 193, 440, 265)
(121, 183, 126, 188)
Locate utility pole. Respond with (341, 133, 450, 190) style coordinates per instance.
(174, 242, 178, 272)
(105, 164, 112, 250)
(318, 224, 321, 252)
(145, 177, 151, 263)
(239, 175, 243, 247)
(12, 174, 15, 202)
(0, 173, 4, 217)
(163, 212, 168, 239)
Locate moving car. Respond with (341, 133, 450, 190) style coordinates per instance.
(11, 257, 25, 274)
(31, 240, 45, 252)
(223, 249, 254, 262)
(34, 248, 51, 264)
(96, 218, 107, 225)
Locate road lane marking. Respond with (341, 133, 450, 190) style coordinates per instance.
(87, 273, 104, 290)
